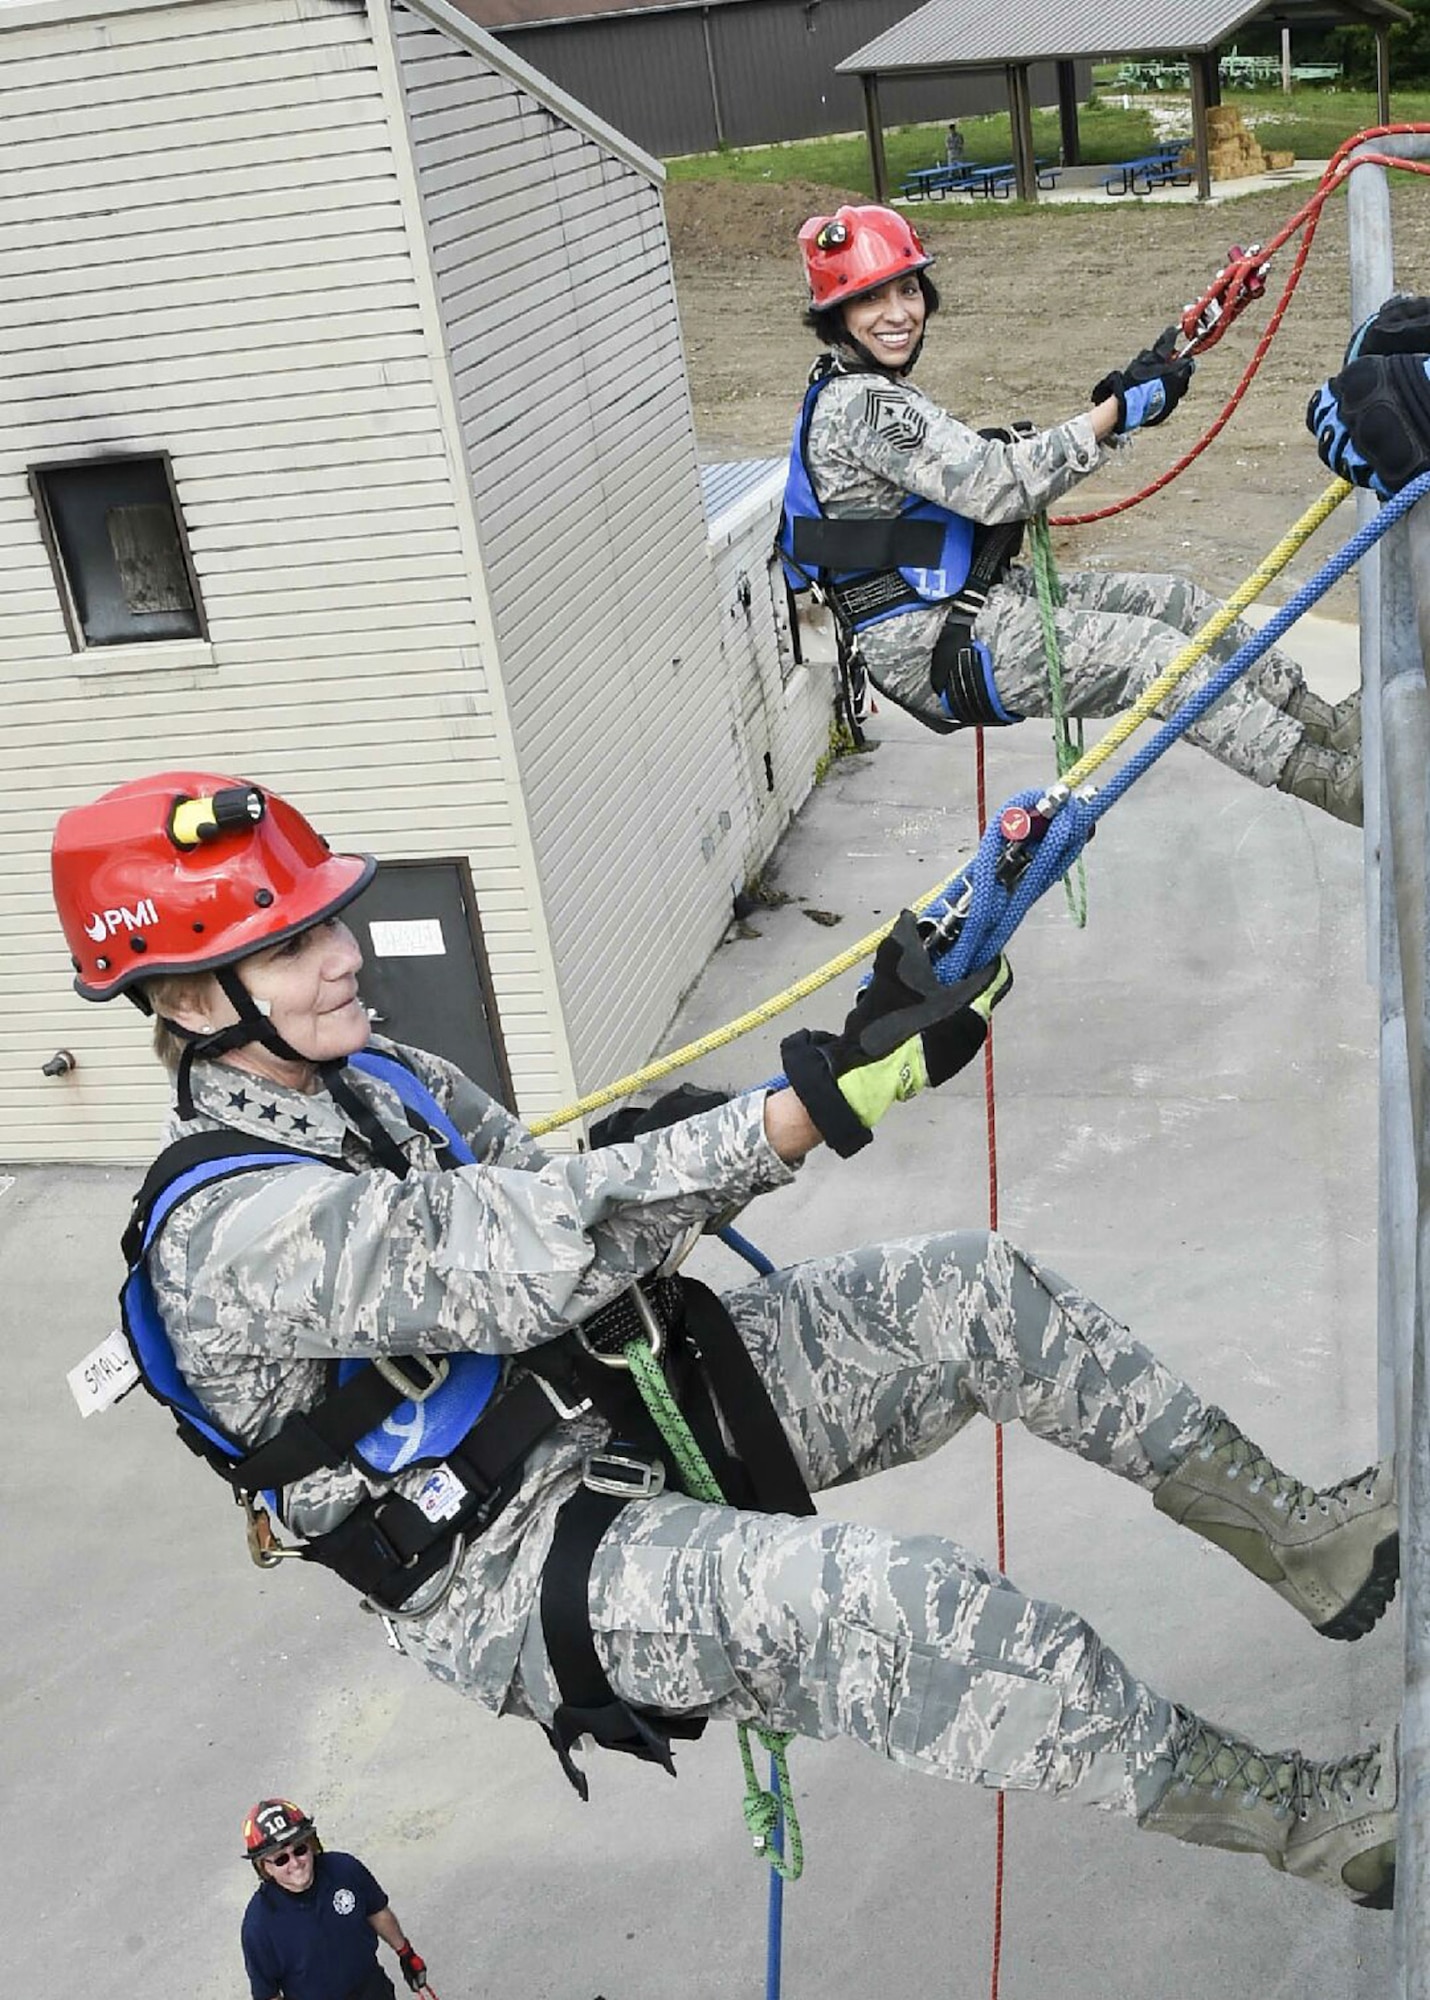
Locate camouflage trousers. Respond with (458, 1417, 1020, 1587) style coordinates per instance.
(510, 1229, 1212, 1815)
(974, 566, 1306, 784)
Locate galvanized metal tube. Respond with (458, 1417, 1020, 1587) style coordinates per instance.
(1346, 127, 1430, 1998)
(1400, 507, 1430, 1997)
(1344, 135, 1430, 1992)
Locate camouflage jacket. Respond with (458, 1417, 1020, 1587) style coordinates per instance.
(803, 355, 1114, 712)
(146, 1039, 796, 1707)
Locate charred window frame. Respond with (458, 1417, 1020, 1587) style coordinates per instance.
(30, 454, 207, 649)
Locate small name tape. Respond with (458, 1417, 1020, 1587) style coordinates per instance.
(68, 1328, 140, 1418)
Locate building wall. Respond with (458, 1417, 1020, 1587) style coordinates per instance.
(0, 0, 570, 1161)
(703, 463, 830, 884)
(496, 0, 1081, 158)
(394, 1, 779, 1087)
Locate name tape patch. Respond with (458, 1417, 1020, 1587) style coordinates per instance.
(68, 1329, 140, 1418)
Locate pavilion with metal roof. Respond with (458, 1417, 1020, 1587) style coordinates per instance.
(838, 0, 1409, 202)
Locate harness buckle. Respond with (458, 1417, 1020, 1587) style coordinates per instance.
(530, 1372, 594, 1423)
(374, 1353, 450, 1402)
(581, 1451, 667, 1500)
(237, 1490, 304, 1568)
(573, 1283, 665, 1371)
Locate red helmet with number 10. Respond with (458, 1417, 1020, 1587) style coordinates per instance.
(799, 204, 933, 311)
(51, 771, 375, 1004)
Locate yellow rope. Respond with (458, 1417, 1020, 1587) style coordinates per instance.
(530, 478, 1351, 1136)
(528, 879, 956, 1134)
(1056, 478, 1350, 793)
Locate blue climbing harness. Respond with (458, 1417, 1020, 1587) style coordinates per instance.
(121, 1048, 501, 1480)
(778, 371, 975, 627)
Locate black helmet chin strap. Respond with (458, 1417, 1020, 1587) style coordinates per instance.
(166, 966, 411, 1178)
(168, 964, 314, 1119)
(319, 1061, 411, 1179)
(839, 329, 925, 377)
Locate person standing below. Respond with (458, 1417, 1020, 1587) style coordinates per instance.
(944, 120, 966, 166)
(779, 205, 1362, 822)
(241, 1799, 432, 2000)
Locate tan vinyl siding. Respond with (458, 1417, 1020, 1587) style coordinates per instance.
(0, 0, 566, 1162)
(394, 2, 750, 1089)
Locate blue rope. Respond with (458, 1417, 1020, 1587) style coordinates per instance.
(765, 1784, 786, 2000)
(918, 471, 1430, 982)
(718, 1224, 778, 1277)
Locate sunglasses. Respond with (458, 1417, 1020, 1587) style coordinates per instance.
(267, 1841, 312, 1868)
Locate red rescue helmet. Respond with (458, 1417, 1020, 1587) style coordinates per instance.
(242, 1798, 317, 1863)
(52, 771, 376, 1004)
(799, 205, 932, 311)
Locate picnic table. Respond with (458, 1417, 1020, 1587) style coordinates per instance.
(900, 159, 1062, 201)
(1101, 144, 1193, 196)
(900, 162, 972, 199)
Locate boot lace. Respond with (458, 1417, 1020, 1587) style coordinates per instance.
(1174, 1721, 1386, 1822)
(1197, 1418, 1378, 1523)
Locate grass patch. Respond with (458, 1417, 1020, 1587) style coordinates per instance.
(664, 89, 1430, 195)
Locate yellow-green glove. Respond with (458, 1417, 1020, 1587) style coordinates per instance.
(780, 910, 1012, 1156)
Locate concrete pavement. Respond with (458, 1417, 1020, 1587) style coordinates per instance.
(0, 610, 1396, 1999)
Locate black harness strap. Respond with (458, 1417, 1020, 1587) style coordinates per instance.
(678, 1279, 815, 1518)
(928, 518, 1027, 729)
(126, 1130, 442, 1495)
(538, 1275, 815, 1795)
(121, 1130, 324, 1266)
(791, 513, 946, 576)
(540, 1484, 709, 1798)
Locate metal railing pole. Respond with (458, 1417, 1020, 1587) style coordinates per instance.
(1345, 135, 1430, 1993)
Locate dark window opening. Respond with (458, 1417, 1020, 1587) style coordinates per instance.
(31, 455, 205, 647)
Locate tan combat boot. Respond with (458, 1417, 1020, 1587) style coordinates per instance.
(1274, 741, 1363, 824)
(1153, 1416, 1398, 1639)
(1285, 685, 1361, 754)
(1140, 1719, 1396, 1907)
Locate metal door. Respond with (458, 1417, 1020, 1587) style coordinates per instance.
(346, 859, 513, 1106)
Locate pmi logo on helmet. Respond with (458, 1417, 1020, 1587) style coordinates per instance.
(84, 898, 158, 942)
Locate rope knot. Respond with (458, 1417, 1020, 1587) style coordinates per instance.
(743, 1787, 782, 1853)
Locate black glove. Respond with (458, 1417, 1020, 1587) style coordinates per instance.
(780, 911, 1012, 1157)
(1345, 293, 1430, 363)
(1307, 353, 1430, 498)
(1091, 327, 1195, 433)
(590, 1084, 731, 1146)
(398, 1943, 428, 1992)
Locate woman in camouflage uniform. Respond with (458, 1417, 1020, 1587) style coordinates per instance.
(55, 772, 1396, 1907)
(781, 205, 1362, 823)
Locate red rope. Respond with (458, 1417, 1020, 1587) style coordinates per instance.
(1051, 128, 1430, 528)
(974, 727, 1008, 2000)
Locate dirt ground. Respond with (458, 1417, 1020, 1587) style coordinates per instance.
(668, 178, 1430, 617)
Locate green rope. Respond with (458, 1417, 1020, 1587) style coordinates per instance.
(1027, 513, 1087, 928)
(625, 1335, 805, 1882)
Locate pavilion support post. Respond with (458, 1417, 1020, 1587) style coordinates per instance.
(1006, 63, 1037, 201)
(1056, 58, 1081, 165)
(1188, 52, 1214, 201)
(861, 73, 889, 203)
(1377, 24, 1392, 126)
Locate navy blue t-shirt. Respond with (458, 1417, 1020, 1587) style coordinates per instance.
(241, 1850, 394, 2000)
